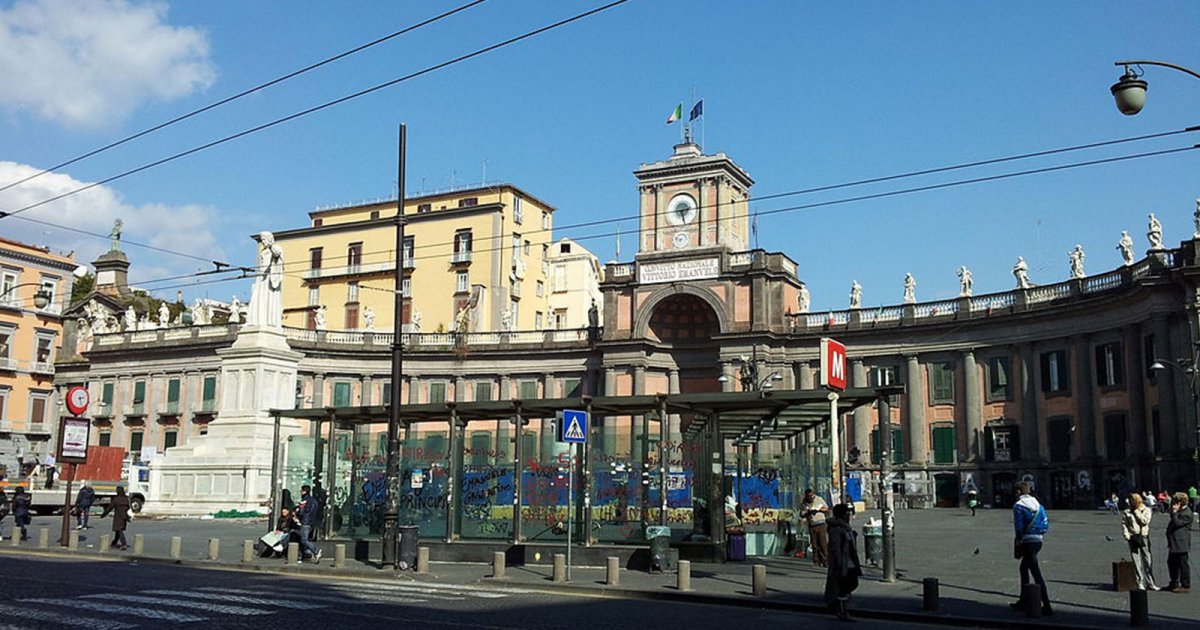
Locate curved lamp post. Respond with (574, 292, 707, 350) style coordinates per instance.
(1, 283, 53, 309)
(1110, 60, 1200, 115)
(1151, 353, 1200, 490)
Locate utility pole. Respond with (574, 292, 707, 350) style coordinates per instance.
(878, 392, 896, 582)
(383, 123, 407, 569)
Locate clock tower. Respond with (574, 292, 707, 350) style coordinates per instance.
(634, 142, 754, 256)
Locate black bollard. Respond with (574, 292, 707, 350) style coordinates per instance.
(922, 578, 940, 611)
(1129, 589, 1149, 626)
(1020, 583, 1043, 618)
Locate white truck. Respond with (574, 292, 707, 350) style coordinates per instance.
(1, 446, 149, 514)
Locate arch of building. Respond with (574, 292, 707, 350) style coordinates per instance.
(634, 283, 728, 341)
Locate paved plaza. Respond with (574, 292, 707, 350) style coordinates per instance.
(2, 505, 1195, 628)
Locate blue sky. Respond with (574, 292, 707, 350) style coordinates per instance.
(0, 0, 1197, 312)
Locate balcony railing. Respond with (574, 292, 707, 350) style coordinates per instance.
(302, 261, 396, 280)
(451, 250, 473, 264)
(30, 361, 54, 375)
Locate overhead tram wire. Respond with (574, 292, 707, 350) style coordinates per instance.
(266, 128, 1200, 273)
(253, 142, 1198, 298)
(0, 0, 492, 196)
(0, 0, 633, 228)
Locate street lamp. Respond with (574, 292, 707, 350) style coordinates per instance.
(1110, 60, 1200, 116)
(0, 283, 53, 309)
(1150, 351, 1200, 490)
(718, 349, 783, 391)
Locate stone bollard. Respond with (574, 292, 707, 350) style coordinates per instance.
(38, 527, 49, 548)
(606, 556, 620, 586)
(287, 542, 299, 565)
(922, 577, 940, 611)
(553, 554, 567, 583)
(170, 536, 182, 561)
(334, 544, 346, 569)
(491, 551, 506, 578)
(1019, 583, 1043, 618)
(752, 564, 767, 597)
(417, 546, 430, 573)
(68, 530, 79, 550)
(242, 540, 254, 563)
(133, 533, 145, 556)
(207, 538, 220, 561)
(99, 534, 111, 553)
(677, 559, 692, 591)
(1129, 589, 1149, 626)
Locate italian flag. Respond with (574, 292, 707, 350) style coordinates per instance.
(665, 103, 682, 124)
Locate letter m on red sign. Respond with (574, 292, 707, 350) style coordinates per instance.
(820, 338, 847, 391)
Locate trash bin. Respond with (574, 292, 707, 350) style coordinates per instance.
(646, 525, 671, 573)
(398, 525, 419, 570)
(862, 523, 882, 566)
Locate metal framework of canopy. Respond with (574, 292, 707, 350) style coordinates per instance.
(265, 387, 901, 547)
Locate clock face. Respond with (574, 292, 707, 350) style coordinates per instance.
(665, 193, 698, 226)
(66, 385, 90, 416)
(673, 231, 690, 249)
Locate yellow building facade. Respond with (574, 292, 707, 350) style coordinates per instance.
(0, 237, 80, 476)
(273, 185, 557, 334)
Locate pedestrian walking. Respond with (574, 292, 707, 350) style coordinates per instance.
(0, 486, 8, 541)
(103, 486, 132, 550)
(802, 488, 830, 567)
(966, 489, 979, 517)
(295, 485, 322, 563)
(1189, 485, 1199, 512)
(1010, 481, 1052, 615)
(1122, 491, 1160, 591)
(74, 484, 96, 530)
(823, 503, 862, 622)
(1165, 492, 1192, 593)
(12, 486, 32, 541)
(42, 452, 57, 489)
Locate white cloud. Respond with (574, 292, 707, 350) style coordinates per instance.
(0, 0, 215, 128)
(0, 160, 234, 296)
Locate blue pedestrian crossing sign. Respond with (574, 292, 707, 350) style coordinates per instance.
(561, 409, 588, 444)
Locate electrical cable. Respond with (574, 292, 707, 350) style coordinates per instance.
(0, 0, 492, 196)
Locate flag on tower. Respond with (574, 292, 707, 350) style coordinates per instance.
(666, 103, 682, 124)
(689, 99, 704, 121)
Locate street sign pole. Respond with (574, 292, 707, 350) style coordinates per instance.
(566, 442, 573, 581)
(828, 391, 841, 505)
(878, 394, 896, 583)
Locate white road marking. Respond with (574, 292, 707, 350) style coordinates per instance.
(193, 585, 434, 606)
(24, 598, 207, 622)
(142, 589, 329, 610)
(0, 603, 134, 630)
(82, 593, 273, 616)
(322, 580, 509, 599)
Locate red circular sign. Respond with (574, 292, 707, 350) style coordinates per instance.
(65, 385, 90, 416)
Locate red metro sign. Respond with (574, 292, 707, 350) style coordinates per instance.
(820, 338, 847, 391)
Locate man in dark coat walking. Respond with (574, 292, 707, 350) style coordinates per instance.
(103, 486, 132, 550)
(824, 503, 862, 621)
(295, 485, 322, 563)
(74, 484, 96, 530)
(1166, 492, 1193, 593)
(0, 487, 8, 541)
(12, 486, 32, 541)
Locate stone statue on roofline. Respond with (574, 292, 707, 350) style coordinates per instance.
(958, 266, 973, 297)
(246, 231, 284, 328)
(314, 305, 327, 331)
(903, 273, 916, 304)
(1117, 231, 1135, 266)
(228, 296, 243, 324)
(362, 306, 375, 331)
(1013, 256, 1032, 289)
(849, 281, 862, 310)
(1147, 213, 1164, 250)
(797, 284, 811, 313)
(109, 219, 123, 252)
(1193, 198, 1200, 239)
(1068, 245, 1086, 279)
(158, 303, 170, 327)
(124, 306, 136, 331)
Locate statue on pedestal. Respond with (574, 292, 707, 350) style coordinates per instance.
(1068, 245, 1086, 279)
(957, 266, 973, 297)
(903, 273, 916, 304)
(246, 231, 284, 329)
(158, 303, 170, 328)
(1013, 256, 1032, 289)
(1147, 213, 1164, 250)
(849, 281, 862, 310)
(228, 296, 243, 324)
(109, 219, 123, 252)
(123, 306, 136, 331)
(797, 284, 811, 313)
(362, 306, 375, 331)
(314, 305, 327, 331)
(1117, 231, 1135, 266)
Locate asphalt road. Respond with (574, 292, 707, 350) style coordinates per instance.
(0, 555, 936, 630)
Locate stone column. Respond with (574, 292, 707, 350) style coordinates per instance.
(1124, 325, 1148, 455)
(1017, 342, 1043, 461)
(312, 373, 325, 407)
(407, 376, 418, 404)
(721, 362, 735, 393)
(360, 375, 373, 406)
(1073, 335, 1097, 458)
(851, 360, 870, 460)
(904, 355, 927, 464)
(1150, 317, 1179, 451)
(604, 367, 618, 453)
(668, 368, 681, 448)
(499, 375, 511, 402)
(453, 376, 466, 402)
(798, 360, 814, 390)
(963, 350, 982, 461)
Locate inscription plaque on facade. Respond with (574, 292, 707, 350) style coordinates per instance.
(638, 257, 720, 284)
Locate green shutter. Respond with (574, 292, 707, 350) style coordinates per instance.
(475, 382, 492, 402)
(519, 380, 538, 400)
(102, 382, 114, 404)
(129, 430, 144, 455)
(202, 376, 216, 402)
(167, 379, 180, 403)
(99, 431, 111, 447)
(932, 426, 955, 464)
(470, 432, 492, 465)
(429, 383, 446, 403)
(333, 382, 352, 407)
(563, 378, 581, 397)
(164, 430, 178, 450)
(133, 381, 146, 403)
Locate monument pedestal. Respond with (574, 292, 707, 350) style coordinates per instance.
(148, 326, 303, 515)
